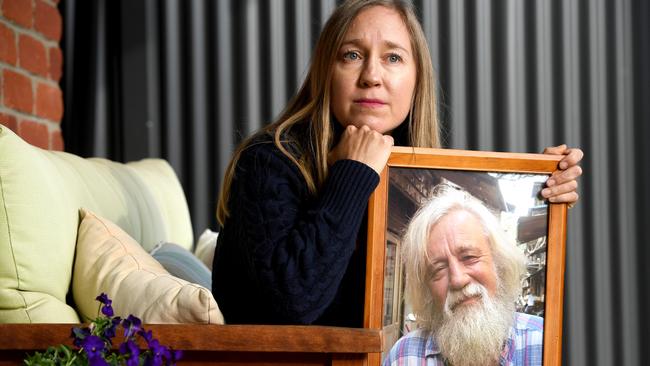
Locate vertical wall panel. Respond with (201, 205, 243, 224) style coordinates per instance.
(633, 2, 650, 362)
(448, 0, 468, 148)
(318, 0, 337, 28)
(161, 0, 184, 177)
(613, 0, 639, 364)
(92, 0, 108, 157)
(588, 1, 615, 365)
(534, 0, 553, 149)
(214, 0, 235, 193)
(505, 0, 527, 152)
(120, 1, 151, 160)
(269, 0, 287, 119)
(420, 0, 440, 72)
(244, 0, 262, 136)
(145, 0, 161, 158)
(559, 2, 588, 365)
(188, 0, 210, 237)
(293, 0, 312, 92)
(475, 0, 494, 151)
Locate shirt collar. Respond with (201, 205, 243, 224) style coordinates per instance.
(425, 329, 441, 358)
(498, 325, 517, 365)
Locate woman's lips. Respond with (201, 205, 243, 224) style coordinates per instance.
(354, 99, 386, 108)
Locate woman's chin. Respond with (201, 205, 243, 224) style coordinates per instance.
(339, 118, 400, 134)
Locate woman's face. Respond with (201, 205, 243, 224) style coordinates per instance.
(330, 6, 417, 134)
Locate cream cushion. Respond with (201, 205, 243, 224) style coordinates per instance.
(73, 209, 224, 324)
(0, 126, 193, 323)
(194, 228, 219, 270)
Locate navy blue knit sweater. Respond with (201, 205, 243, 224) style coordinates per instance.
(211, 138, 379, 326)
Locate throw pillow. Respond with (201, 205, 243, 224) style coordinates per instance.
(194, 228, 218, 270)
(72, 208, 224, 324)
(150, 242, 212, 289)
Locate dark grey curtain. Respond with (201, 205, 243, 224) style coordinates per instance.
(60, 1, 649, 365)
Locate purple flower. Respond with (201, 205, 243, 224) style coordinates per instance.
(64, 294, 181, 366)
(171, 349, 183, 363)
(95, 293, 112, 306)
(101, 304, 114, 317)
(71, 327, 90, 348)
(88, 355, 110, 366)
(138, 329, 153, 343)
(103, 317, 122, 339)
(122, 315, 143, 338)
(81, 335, 105, 359)
(95, 293, 114, 317)
(145, 339, 170, 366)
(119, 339, 141, 366)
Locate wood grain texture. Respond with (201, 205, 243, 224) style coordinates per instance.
(544, 203, 568, 366)
(364, 168, 389, 332)
(389, 147, 561, 173)
(0, 351, 330, 366)
(0, 324, 381, 365)
(0, 324, 381, 353)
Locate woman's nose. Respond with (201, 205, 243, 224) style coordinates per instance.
(359, 58, 381, 87)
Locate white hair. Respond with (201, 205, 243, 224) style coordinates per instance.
(401, 185, 527, 330)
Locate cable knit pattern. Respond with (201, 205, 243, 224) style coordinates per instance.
(212, 139, 379, 325)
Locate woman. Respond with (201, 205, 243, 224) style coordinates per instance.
(211, 0, 582, 326)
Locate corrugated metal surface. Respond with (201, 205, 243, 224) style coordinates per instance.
(68, 0, 646, 364)
(201, 1, 643, 364)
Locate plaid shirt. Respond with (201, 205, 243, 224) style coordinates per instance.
(383, 312, 544, 366)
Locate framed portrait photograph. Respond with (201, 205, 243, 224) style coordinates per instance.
(363, 147, 567, 366)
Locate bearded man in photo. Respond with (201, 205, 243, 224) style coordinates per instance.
(383, 187, 543, 366)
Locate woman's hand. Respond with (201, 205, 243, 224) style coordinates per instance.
(541, 144, 584, 205)
(328, 125, 394, 174)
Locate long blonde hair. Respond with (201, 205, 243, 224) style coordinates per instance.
(217, 0, 440, 225)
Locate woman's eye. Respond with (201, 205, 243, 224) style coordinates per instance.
(387, 54, 402, 63)
(343, 51, 361, 61)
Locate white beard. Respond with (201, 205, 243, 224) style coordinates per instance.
(431, 283, 515, 366)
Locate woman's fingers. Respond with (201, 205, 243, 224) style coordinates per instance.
(542, 178, 578, 198)
(542, 144, 568, 155)
(546, 190, 579, 204)
(558, 148, 584, 170)
(543, 145, 584, 170)
(542, 144, 584, 205)
(330, 124, 393, 174)
(546, 165, 583, 187)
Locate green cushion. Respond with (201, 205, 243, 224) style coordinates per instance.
(0, 126, 193, 323)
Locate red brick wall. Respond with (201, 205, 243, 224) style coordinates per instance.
(0, 0, 63, 151)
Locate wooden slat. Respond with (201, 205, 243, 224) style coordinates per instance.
(364, 168, 389, 332)
(544, 203, 568, 366)
(389, 147, 561, 173)
(0, 324, 381, 353)
(0, 351, 331, 366)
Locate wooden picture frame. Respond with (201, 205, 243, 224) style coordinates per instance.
(363, 147, 567, 366)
